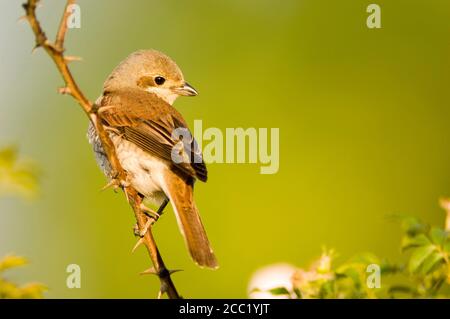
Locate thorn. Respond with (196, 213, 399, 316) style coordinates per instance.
(100, 179, 119, 192)
(140, 267, 157, 275)
(124, 189, 130, 202)
(131, 238, 144, 254)
(158, 282, 168, 299)
(169, 269, 183, 275)
(140, 203, 160, 221)
(64, 55, 83, 63)
(17, 15, 28, 23)
(31, 44, 41, 54)
(57, 87, 71, 95)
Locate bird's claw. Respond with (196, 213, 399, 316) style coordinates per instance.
(101, 177, 130, 193)
(100, 178, 120, 192)
(140, 203, 161, 221)
(138, 217, 154, 237)
(133, 206, 160, 238)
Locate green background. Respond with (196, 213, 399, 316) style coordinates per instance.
(1, 0, 450, 298)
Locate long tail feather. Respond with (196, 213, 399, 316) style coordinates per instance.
(160, 171, 218, 269)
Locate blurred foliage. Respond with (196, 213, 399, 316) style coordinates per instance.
(0, 255, 47, 299)
(2, 0, 450, 297)
(258, 201, 450, 299)
(0, 146, 45, 298)
(0, 146, 39, 198)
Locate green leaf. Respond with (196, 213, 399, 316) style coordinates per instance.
(430, 227, 447, 246)
(388, 285, 415, 296)
(380, 262, 403, 275)
(408, 245, 436, 274)
(337, 267, 362, 288)
(0, 255, 28, 272)
(401, 217, 428, 236)
(444, 241, 450, 253)
(421, 251, 445, 275)
(17, 282, 47, 299)
(0, 147, 17, 168)
(401, 234, 431, 252)
(0, 147, 39, 197)
(268, 287, 291, 296)
(348, 253, 380, 265)
(293, 287, 302, 299)
(319, 280, 335, 299)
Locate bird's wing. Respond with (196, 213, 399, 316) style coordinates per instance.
(97, 88, 207, 182)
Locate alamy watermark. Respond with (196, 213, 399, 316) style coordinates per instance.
(66, 264, 81, 289)
(66, 3, 81, 29)
(366, 263, 381, 289)
(366, 4, 381, 29)
(171, 120, 280, 175)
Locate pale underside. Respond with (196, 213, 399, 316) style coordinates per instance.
(87, 121, 168, 207)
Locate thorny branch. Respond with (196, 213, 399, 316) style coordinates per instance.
(22, 0, 180, 299)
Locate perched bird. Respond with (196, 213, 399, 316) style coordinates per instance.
(87, 50, 218, 269)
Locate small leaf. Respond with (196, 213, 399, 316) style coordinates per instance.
(408, 245, 436, 274)
(380, 262, 403, 275)
(0, 255, 28, 272)
(388, 285, 415, 296)
(268, 287, 291, 296)
(293, 287, 302, 299)
(430, 227, 447, 246)
(337, 267, 362, 288)
(348, 253, 380, 265)
(401, 217, 428, 236)
(401, 234, 431, 252)
(17, 282, 47, 299)
(0, 147, 17, 168)
(444, 241, 450, 253)
(421, 251, 445, 275)
(319, 280, 335, 298)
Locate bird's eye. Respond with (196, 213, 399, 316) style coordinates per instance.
(154, 76, 166, 85)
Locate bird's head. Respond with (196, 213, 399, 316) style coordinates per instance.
(103, 49, 197, 105)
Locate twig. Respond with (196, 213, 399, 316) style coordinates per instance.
(22, 0, 180, 299)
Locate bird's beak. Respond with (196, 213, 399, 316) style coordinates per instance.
(176, 82, 198, 96)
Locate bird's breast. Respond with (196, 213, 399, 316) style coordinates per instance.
(112, 134, 167, 202)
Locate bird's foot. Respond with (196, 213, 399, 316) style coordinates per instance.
(100, 178, 120, 192)
(100, 177, 130, 193)
(133, 218, 154, 238)
(140, 203, 161, 221)
(133, 204, 160, 237)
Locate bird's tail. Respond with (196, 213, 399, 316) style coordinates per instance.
(160, 171, 218, 269)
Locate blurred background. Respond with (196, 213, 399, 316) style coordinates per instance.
(0, 0, 450, 298)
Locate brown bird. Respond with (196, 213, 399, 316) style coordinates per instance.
(87, 50, 218, 269)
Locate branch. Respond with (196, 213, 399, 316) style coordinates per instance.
(22, 0, 180, 299)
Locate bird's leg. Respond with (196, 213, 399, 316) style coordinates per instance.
(133, 198, 170, 237)
(100, 172, 130, 193)
(140, 203, 160, 221)
(156, 198, 170, 215)
(133, 215, 154, 238)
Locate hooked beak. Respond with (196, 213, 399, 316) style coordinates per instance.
(175, 82, 198, 96)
